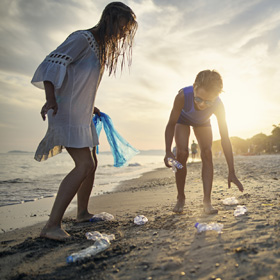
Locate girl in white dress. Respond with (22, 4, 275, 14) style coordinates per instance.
(31, 2, 137, 240)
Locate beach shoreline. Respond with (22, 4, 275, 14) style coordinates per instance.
(0, 155, 279, 280)
(0, 157, 166, 234)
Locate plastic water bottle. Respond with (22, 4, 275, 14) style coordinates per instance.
(234, 205, 248, 216)
(134, 215, 148, 225)
(167, 158, 183, 173)
(222, 197, 239, 205)
(195, 222, 223, 234)
(89, 212, 114, 222)
(66, 238, 110, 263)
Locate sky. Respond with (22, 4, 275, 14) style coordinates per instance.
(0, 0, 280, 153)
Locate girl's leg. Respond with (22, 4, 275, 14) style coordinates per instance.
(193, 126, 218, 214)
(76, 147, 98, 222)
(173, 123, 190, 212)
(40, 147, 95, 240)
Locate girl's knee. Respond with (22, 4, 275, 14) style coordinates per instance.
(200, 148, 212, 161)
(176, 148, 189, 162)
(80, 160, 96, 177)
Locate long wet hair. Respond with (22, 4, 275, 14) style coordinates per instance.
(96, 2, 138, 76)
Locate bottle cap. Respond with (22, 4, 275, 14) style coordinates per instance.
(66, 256, 73, 263)
(194, 222, 199, 228)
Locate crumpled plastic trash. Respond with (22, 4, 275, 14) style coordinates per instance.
(134, 215, 148, 225)
(195, 222, 224, 234)
(85, 231, 115, 241)
(234, 205, 248, 216)
(89, 212, 114, 222)
(223, 197, 239, 205)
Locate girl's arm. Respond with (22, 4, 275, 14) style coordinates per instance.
(41, 81, 58, 121)
(215, 104, 234, 171)
(215, 104, 244, 192)
(164, 89, 184, 167)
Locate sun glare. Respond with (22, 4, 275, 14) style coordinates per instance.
(220, 86, 265, 140)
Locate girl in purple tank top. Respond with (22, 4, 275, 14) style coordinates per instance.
(164, 70, 244, 214)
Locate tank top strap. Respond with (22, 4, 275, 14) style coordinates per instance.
(183, 86, 194, 112)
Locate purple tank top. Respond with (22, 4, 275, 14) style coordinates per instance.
(177, 86, 222, 126)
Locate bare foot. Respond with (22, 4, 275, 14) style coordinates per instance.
(40, 226, 70, 241)
(76, 212, 94, 223)
(173, 199, 185, 213)
(203, 203, 218, 215)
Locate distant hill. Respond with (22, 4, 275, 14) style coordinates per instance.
(8, 150, 32, 154)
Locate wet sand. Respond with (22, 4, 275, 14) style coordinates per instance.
(0, 155, 279, 280)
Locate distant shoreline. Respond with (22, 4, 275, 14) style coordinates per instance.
(5, 149, 165, 155)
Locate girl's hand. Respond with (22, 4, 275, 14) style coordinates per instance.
(164, 151, 175, 168)
(41, 101, 58, 121)
(228, 172, 244, 192)
(93, 107, 101, 116)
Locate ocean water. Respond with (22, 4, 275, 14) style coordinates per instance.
(0, 151, 166, 207)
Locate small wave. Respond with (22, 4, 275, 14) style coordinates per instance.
(99, 164, 115, 168)
(0, 193, 56, 207)
(0, 201, 22, 207)
(20, 166, 30, 169)
(0, 178, 31, 184)
(95, 182, 115, 186)
(44, 194, 56, 198)
(22, 198, 39, 203)
(99, 163, 142, 168)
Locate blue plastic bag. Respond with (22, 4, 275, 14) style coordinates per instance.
(93, 112, 139, 167)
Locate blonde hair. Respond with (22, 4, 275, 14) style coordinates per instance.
(96, 2, 138, 76)
(193, 70, 223, 94)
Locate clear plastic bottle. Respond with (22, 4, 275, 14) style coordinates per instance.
(66, 238, 110, 263)
(167, 158, 183, 173)
(195, 222, 223, 234)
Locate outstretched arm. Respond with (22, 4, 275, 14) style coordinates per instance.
(215, 103, 244, 192)
(164, 89, 184, 167)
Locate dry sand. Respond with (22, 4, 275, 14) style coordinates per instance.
(0, 155, 279, 280)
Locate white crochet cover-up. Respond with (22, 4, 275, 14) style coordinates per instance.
(31, 30, 103, 161)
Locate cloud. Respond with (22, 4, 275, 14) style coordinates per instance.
(0, 0, 110, 76)
(0, 0, 280, 152)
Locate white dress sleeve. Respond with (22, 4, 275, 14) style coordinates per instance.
(31, 32, 90, 90)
